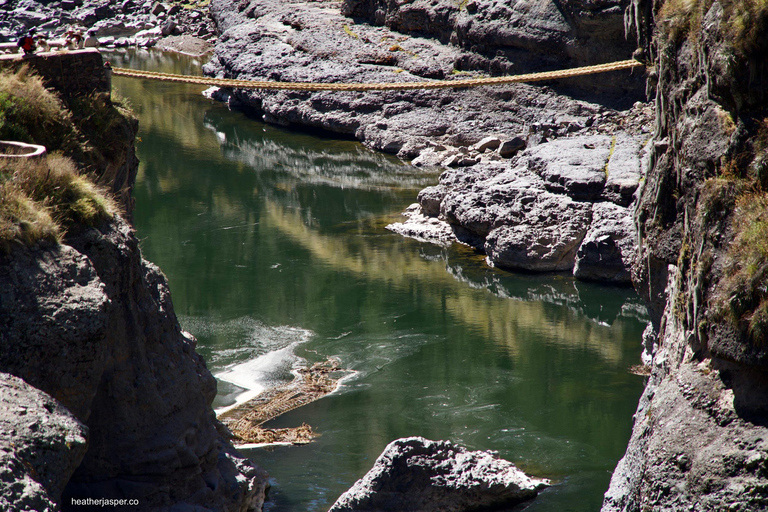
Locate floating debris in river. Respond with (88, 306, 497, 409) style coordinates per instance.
(628, 364, 651, 376)
(219, 358, 349, 446)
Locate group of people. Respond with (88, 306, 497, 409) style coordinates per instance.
(16, 27, 99, 55)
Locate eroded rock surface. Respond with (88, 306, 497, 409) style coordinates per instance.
(0, 219, 268, 511)
(0, 373, 88, 512)
(341, 0, 643, 98)
(204, 0, 640, 159)
(407, 135, 646, 280)
(603, 1, 768, 510)
(329, 437, 549, 512)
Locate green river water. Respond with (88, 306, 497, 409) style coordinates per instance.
(113, 50, 647, 512)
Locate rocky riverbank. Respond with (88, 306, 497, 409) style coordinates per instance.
(204, 1, 768, 508)
(1, 0, 216, 55)
(0, 53, 267, 510)
(203, 0, 652, 284)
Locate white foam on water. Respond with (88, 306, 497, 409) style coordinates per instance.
(180, 315, 315, 415)
(215, 340, 304, 415)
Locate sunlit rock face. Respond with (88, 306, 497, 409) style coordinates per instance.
(329, 437, 549, 512)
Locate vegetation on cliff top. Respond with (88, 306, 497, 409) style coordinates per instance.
(659, 0, 768, 56)
(0, 67, 122, 252)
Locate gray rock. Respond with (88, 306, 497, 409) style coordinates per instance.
(444, 153, 478, 167)
(439, 159, 594, 272)
(151, 1, 166, 16)
(574, 202, 636, 284)
(603, 134, 650, 206)
(0, 219, 268, 511)
(0, 243, 109, 421)
(161, 19, 177, 36)
(411, 147, 450, 168)
(329, 437, 549, 512)
(417, 185, 445, 216)
(484, 192, 593, 272)
(498, 136, 526, 158)
(525, 135, 611, 201)
(386, 204, 457, 246)
(0, 373, 88, 512)
(473, 135, 502, 153)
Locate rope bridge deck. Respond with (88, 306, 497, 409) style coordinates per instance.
(112, 58, 643, 92)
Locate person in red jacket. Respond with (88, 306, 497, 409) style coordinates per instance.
(17, 28, 36, 55)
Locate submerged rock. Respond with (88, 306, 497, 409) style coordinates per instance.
(329, 437, 549, 512)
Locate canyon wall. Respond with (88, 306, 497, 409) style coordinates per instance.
(604, 1, 768, 509)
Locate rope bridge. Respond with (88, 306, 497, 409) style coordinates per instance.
(112, 58, 643, 91)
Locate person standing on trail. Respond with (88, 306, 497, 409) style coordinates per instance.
(17, 28, 36, 55)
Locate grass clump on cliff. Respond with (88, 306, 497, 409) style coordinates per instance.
(658, 0, 714, 43)
(723, 0, 768, 57)
(0, 67, 79, 152)
(0, 67, 122, 251)
(0, 66, 137, 177)
(0, 155, 117, 251)
(659, 0, 768, 57)
(718, 191, 768, 343)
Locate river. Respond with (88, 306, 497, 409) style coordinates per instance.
(112, 49, 647, 512)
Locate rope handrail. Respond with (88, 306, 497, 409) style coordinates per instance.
(112, 59, 643, 91)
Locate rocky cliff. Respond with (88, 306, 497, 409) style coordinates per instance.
(603, 1, 768, 509)
(0, 57, 267, 511)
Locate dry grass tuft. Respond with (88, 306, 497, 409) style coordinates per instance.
(0, 155, 116, 251)
(0, 67, 79, 152)
(0, 184, 59, 252)
(723, 0, 768, 57)
(658, 0, 768, 58)
(718, 191, 768, 343)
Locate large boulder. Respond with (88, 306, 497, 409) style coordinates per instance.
(0, 373, 88, 512)
(484, 193, 593, 271)
(573, 202, 637, 284)
(329, 437, 549, 512)
(439, 163, 593, 271)
(525, 135, 612, 201)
